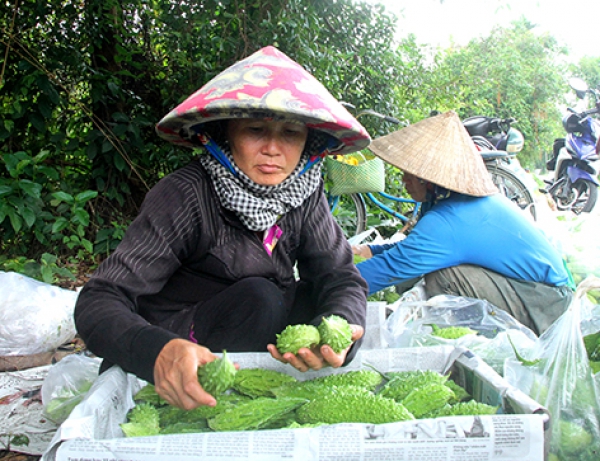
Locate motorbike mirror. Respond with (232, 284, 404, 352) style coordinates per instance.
(569, 77, 589, 99)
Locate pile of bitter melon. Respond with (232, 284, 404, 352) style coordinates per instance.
(121, 360, 498, 436)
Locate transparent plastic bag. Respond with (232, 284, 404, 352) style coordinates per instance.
(504, 276, 600, 460)
(41, 354, 101, 424)
(0, 271, 79, 355)
(383, 294, 538, 376)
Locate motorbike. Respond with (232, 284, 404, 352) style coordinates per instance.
(462, 115, 536, 219)
(543, 77, 600, 214)
(463, 115, 525, 154)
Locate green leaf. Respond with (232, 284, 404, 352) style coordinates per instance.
(112, 124, 128, 136)
(75, 190, 98, 202)
(73, 208, 90, 226)
(15, 159, 31, 175)
(113, 153, 126, 172)
(112, 112, 130, 122)
(7, 209, 22, 233)
(86, 142, 98, 159)
(9, 434, 30, 447)
(3, 119, 14, 133)
(49, 132, 66, 143)
(52, 191, 74, 203)
(38, 166, 60, 181)
(107, 81, 120, 95)
(52, 217, 69, 233)
(82, 238, 94, 253)
(38, 75, 60, 104)
(38, 98, 53, 118)
(0, 203, 7, 223)
(508, 334, 541, 366)
(102, 139, 113, 153)
(18, 180, 43, 199)
(41, 265, 54, 284)
(30, 114, 46, 133)
(0, 184, 15, 196)
(65, 138, 80, 151)
(41, 253, 58, 265)
(33, 149, 51, 162)
(21, 206, 36, 228)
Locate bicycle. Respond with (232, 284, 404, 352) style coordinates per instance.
(326, 105, 420, 239)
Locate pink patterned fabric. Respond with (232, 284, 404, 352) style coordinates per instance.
(263, 224, 283, 256)
(156, 46, 370, 155)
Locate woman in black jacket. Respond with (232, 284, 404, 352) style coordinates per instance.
(74, 46, 370, 410)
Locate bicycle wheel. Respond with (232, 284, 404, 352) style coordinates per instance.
(486, 163, 537, 220)
(328, 193, 367, 238)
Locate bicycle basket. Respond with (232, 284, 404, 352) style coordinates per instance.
(325, 152, 385, 196)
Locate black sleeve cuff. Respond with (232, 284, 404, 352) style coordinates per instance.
(128, 325, 180, 383)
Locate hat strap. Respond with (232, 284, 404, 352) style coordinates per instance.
(196, 132, 237, 176)
(299, 137, 342, 176)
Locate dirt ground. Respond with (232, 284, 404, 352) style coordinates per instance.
(0, 452, 40, 461)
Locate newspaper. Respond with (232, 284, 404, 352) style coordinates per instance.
(363, 301, 389, 349)
(0, 365, 59, 455)
(46, 415, 545, 461)
(41, 347, 547, 461)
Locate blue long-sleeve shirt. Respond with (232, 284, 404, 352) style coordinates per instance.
(357, 193, 569, 295)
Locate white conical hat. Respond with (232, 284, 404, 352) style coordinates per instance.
(368, 111, 498, 196)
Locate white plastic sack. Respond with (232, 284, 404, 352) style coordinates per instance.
(0, 271, 79, 355)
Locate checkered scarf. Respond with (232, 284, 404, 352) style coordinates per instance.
(199, 131, 330, 231)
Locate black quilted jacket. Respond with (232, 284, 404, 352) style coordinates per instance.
(74, 160, 368, 383)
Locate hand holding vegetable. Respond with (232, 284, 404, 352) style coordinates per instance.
(267, 316, 364, 372)
(154, 338, 222, 410)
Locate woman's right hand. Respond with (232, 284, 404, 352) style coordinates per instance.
(267, 324, 364, 372)
(351, 244, 372, 259)
(153, 338, 218, 410)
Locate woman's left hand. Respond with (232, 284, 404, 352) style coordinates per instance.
(267, 324, 364, 372)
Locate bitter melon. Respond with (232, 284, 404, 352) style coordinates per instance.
(317, 315, 353, 353)
(276, 324, 320, 354)
(197, 350, 237, 396)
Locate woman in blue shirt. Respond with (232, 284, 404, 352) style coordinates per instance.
(353, 111, 572, 335)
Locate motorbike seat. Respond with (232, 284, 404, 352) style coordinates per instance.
(463, 116, 493, 137)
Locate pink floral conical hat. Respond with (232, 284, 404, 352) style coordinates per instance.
(155, 46, 370, 155)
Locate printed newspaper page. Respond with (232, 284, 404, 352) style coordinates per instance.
(0, 365, 59, 455)
(49, 414, 544, 461)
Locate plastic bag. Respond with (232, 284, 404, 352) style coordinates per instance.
(383, 294, 538, 375)
(0, 271, 79, 355)
(536, 210, 600, 291)
(41, 354, 101, 424)
(504, 276, 600, 460)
